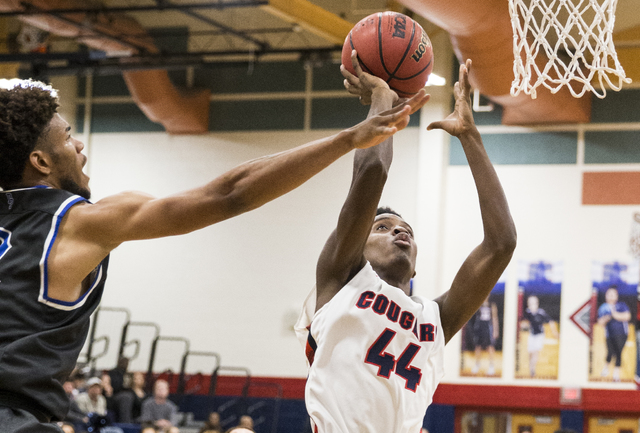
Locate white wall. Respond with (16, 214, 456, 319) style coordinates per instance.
(86, 127, 421, 377)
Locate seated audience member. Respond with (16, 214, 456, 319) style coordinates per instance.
(199, 411, 222, 433)
(237, 415, 253, 430)
(108, 357, 130, 395)
(101, 371, 115, 415)
(62, 379, 88, 426)
(140, 379, 178, 432)
(113, 370, 148, 422)
(225, 428, 253, 433)
(76, 376, 108, 416)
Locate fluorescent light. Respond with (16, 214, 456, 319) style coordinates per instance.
(426, 73, 446, 86)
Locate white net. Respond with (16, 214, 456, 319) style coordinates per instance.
(509, 0, 632, 99)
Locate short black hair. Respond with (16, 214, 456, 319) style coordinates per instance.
(0, 80, 59, 188)
(376, 206, 402, 218)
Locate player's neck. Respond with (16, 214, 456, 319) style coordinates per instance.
(373, 266, 412, 295)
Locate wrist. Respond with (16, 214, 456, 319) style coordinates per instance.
(371, 87, 397, 104)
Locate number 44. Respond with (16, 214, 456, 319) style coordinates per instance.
(365, 328, 422, 392)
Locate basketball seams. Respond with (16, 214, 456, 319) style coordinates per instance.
(389, 18, 417, 79)
(393, 57, 433, 81)
(377, 12, 393, 78)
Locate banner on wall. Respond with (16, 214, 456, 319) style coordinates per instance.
(588, 261, 638, 383)
(460, 274, 506, 377)
(515, 260, 562, 380)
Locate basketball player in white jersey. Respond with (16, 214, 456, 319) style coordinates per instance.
(296, 53, 517, 433)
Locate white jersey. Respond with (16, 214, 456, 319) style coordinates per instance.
(295, 262, 445, 433)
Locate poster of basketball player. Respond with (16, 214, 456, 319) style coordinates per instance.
(515, 260, 562, 380)
(589, 261, 638, 383)
(460, 274, 506, 377)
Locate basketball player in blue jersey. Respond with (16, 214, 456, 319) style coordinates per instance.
(296, 53, 516, 433)
(0, 79, 428, 432)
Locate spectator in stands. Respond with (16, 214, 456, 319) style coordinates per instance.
(75, 376, 107, 416)
(140, 379, 178, 432)
(226, 428, 253, 433)
(237, 415, 253, 430)
(108, 357, 130, 395)
(199, 411, 222, 433)
(62, 379, 88, 427)
(101, 371, 115, 416)
(113, 370, 148, 422)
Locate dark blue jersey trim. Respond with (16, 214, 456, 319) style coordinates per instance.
(41, 196, 99, 308)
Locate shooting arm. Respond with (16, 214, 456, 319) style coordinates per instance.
(431, 61, 517, 344)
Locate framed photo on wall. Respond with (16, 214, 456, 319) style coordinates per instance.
(589, 261, 638, 383)
(515, 260, 562, 380)
(460, 274, 506, 377)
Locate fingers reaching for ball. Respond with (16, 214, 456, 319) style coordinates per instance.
(341, 50, 395, 105)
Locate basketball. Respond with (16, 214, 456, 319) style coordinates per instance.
(342, 12, 434, 98)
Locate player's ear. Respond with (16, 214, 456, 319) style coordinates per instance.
(28, 149, 52, 176)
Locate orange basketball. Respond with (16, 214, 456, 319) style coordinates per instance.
(342, 12, 434, 98)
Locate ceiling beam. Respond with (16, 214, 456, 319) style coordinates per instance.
(0, 1, 269, 17)
(261, 0, 353, 45)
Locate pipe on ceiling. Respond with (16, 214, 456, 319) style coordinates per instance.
(0, 0, 210, 134)
(398, 0, 591, 125)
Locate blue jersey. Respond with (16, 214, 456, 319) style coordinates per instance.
(598, 302, 629, 338)
(0, 187, 109, 422)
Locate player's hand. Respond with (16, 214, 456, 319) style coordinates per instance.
(341, 50, 398, 106)
(346, 89, 429, 149)
(427, 59, 475, 137)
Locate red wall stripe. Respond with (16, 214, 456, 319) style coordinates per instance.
(166, 373, 640, 413)
(582, 171, 640, 205)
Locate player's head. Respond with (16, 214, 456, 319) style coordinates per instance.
(605, 285, 619, 303)
(527, 295, 539, 312)
(364, 206, 417, 289)
(0, 79, 90, 198)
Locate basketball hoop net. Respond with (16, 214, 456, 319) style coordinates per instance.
(509, 0, 632, 99)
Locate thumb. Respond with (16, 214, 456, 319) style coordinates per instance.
(426, 121, 442, 131)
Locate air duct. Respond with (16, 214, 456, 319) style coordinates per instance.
(0, 0, 210, 134)
(398, 0, 591, 125)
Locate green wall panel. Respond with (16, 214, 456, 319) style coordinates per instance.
(450, 132, 578, 165)
(194, 62, 306, 94)
(312, 62, 345, 91)
(584, 130, 640, 163)
(90, 103, 165, 133)
(311, 97, 421, 130)
(209, 99, 305, 131)
(591, 90, 640, 123)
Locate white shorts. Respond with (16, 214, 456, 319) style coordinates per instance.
(528, 332, 545, 353)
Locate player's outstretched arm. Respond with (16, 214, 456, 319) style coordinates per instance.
(315, 51, 429, 311)
(429, 60, 517, 344)
(53, 78, 425, 298)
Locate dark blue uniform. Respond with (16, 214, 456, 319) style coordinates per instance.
(0, 186, 109, 424)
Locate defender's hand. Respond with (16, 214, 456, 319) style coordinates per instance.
(347, 89, 429, 149)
